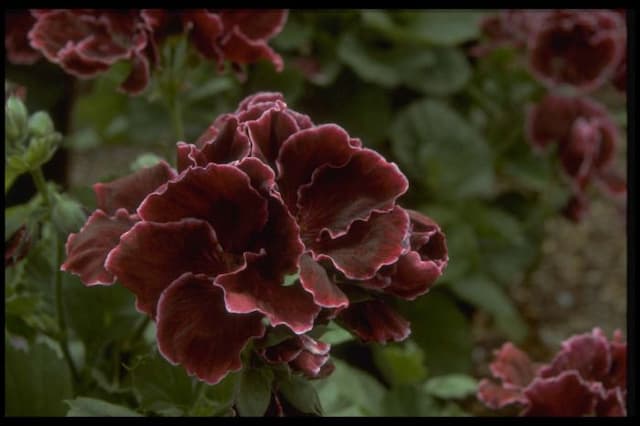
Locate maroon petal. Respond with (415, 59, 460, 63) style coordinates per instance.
(93, 160, 176, 215)
(198, 116, 251, 165)
(276, 124, 359, 213)
(137, 163, 268, 253)
(595, 388, 626, 417)
(299, 254, 349, 309)
(182, 10, 223, 61)
(246, 107, 302, 165)
(61, 209, 137, 286)
(236, 157, 276, 196)
(220, 25, 283, 71)
(5, 225, 32, 267)
(311, 206, 410, 280)
(291, 351, 331, 379)
(382, 251, 442, 300)
(119, 50, 150, 95)
(236, 92, 284, 112)
(219, 10, 288, 40)
(604, 332, 627, 390)
(261, 337, 304, 364)
(489, 342, 540, 388)
(156, 273, 265, 385)
(522, 372, 597, 416)
(215, 253, 320, 334)
(562, 193, 589, 223)
(539, 330, 612, 383)
(337, 299, 410, 343)
(105, 218, 229, 317)
(57, 44, 112, 77)
(477, 379, 527, 410)
(297, 148, 408, 240)
(5, 10, 41, 65)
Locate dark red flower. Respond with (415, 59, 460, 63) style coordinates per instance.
(527, 94, 625, 221)
(5, 225, 32, 267)
(478, 328, 627, 416)
(28, 9, 153, 94)
(5, 10, 41, 65)
(62, 92, 446, 384)
(471, 10, 547, 57)
(528, 10, 625, 93)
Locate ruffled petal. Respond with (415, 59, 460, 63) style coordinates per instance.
(299, 254, 349, 309)
(93, 160, 176, 214)
(220, 25, 283, 71)
(215, 253, 320, 334)
(297, 148, 408, 239)
(137, 163, 268, 253)
(382, 251, 442, 300)
(181, 10, 223, 61)
(276, 124, 358, 213)
(219, 10, 288, 40)
(246, 107, 302, 165)
(337, 299, 410, 343)
(489, 343, 540, 388)
(477, 379, 527, 410)
(156, 273, 265, 385)
(236, 157, 276, 196)
(119, 50, 151, 95)
(594, 388, 626, 416)
(522, 372, 597, 416)
(61, 209, 137, 286)
(199, 116, 251, 164)
(311, 206, 410, 280)
(105, 218, 229, 317)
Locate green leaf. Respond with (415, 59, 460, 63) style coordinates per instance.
(402, 11, 485, 46)
(337, 32, 400, 87)
(201, 371, 241, 416)
(282, 272, 300, 287)
(381, 385, 439, 416)
(314, 359, 385, 416)
(130, 350, 199, 416)
(129, 153, 164, 171)
(448, 275, 528, 342)
(398, 290, 472, 375)
(423, 374, 478, 399)
(372, 340, 427, 386)
(244, 61, 305, 105)
(402, 47, 471, 96)
(390, 98, 495, 199)
(65, 397, 142, 417)
(317, 321, 354, 345)
(279, 374, 323, 415)
(5, 338, 73, 416)
(236, 368, 274, 417)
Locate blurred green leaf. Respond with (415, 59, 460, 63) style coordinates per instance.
(398, 290, 472, 375)
(403, 47, 471, 96)
(337, 32, 401, 87)
(449, 275, 528, 342)
(423, 374, 478, 399)
(65, 397, 142, 417)
(402, 11, 485, 46)
(381, 385, 439, 416)
(318, 321, 354, 346)
(372, 340, 427, 386)
(5, 338, 73, 416)
(390, 98, 495, 199)
(245, 61, 305, 105)
(236, 367, 274, 417)
(314, 358, 385, 416)
(279, 374, 323, 415)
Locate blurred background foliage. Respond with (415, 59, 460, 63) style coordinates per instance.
(5, 9, 627, 416)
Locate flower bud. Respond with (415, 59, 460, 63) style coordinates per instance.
(51, 193, 86, 236)
(27, 111, 55, 138)
(5, 96, 28, 144)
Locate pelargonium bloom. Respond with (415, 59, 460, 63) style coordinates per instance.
(5, 10, 41, 65)
(526, 94, 625, 221)
(528, 10, 625, 93)
(478, 328, 627, 416)
(61, 92, 447, 385)
(471, 10, 548, 57)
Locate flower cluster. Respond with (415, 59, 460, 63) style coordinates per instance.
(478, 328, 627, 416)
(474, 10, 626, 93)
(527, 94, 625, 221)
(5, 9, 287, 94)
(61, 92, 448, 384)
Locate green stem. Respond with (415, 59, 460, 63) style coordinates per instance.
(30, 167, 50, 207)
(55, 234, 80, 388)
(170, 95, 185, 142)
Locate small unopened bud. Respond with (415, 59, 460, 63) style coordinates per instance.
(6, 96, 28, 144)
(51, 193, 86, 236)
(27, 111, 55, 138)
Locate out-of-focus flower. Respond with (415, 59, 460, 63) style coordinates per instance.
(61, 92, 447, 384)
(5, 225, 32, 267)
(5, 10, 41, 65)
(478, 328, 627, 416)
(527, 94, 625, 221)
(528, 10, 625, 93)
(471, 10, 548, 57)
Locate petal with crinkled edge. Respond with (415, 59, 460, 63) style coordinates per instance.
(199, 117, 251, 165)
(236, 92, 284, 112)
(215, 253, 320, 334)
(247, 108, 302, 165)
(181, 10, 223, 61)
(297, 149, 408, 240)
(61, 209, 138, 286)
(595, 388, 626, 416)
(236, 157, 276, 196)
(93, 161, 176, 215)
(382, 251, 442, 300)
(489, 343, 539, 388)
(119, 50, 151, 95)
(261, 337, 304, 364)
(539, 330, 611, 383)
(276, 124, 358, 213)
(137, 163, 267, 253)
(220, 10, 288, 41)
(522, 372, 597, 416)
(156, 273, 265, 385)
(299, 254, 348, 309)
(311, 206, 410, 280)
(337, 299, 410, 343)
(292, 351, 331, 379)
(105, 218, 229, 317)
(477, 379, 527, 410)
